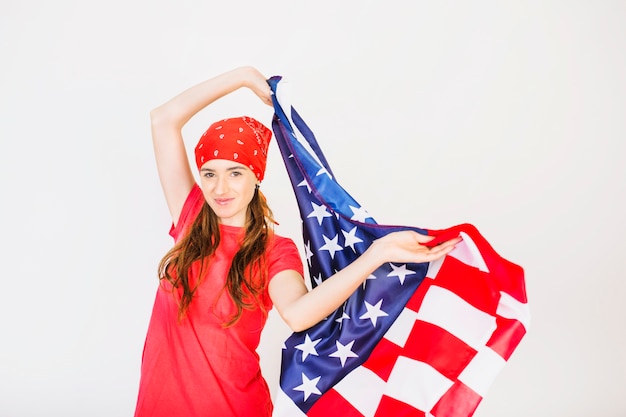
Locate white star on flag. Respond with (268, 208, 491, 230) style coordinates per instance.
(304, 241, 314, 267)
(295, 334, 322, 361)
(298, 179, 312, 193)
(293, 373, 322, 401)
(341, 226, 363, 252)
(319, 234, 343, 259)
(329, 340, 359, 367)
(335, 311, 350, 324)
(349, 205, 373, 222)
(388, 263, 417, 285)
(363, 273, 377, 289)
(359, 299, 389, 326)
(312, 273, 323, 287)
(307, 202, 333, 225)
(316, 166, 332, 179)
(335, 311, 350, 326)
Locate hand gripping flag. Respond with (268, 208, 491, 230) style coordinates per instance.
(268, 76, 529, 417)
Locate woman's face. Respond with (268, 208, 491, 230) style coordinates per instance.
(199, 159, 259, 227)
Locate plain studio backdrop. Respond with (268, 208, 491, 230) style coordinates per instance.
(1, 1, 624, 416)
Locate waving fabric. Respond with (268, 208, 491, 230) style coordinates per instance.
(268, 76, 529, 417)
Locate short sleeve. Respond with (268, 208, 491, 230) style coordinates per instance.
(169, 184, 205, 242)
(266, 236, 304, 280)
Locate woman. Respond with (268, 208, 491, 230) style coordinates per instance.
(134, 66, 460, 417)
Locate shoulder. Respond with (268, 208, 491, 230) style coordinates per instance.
(169, 184, 204, 241)
(267, 232, 300, 255)
(268, 232, 296, 247)
(265, 232, 304, 276)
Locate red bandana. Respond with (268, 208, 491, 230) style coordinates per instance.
(194, 116, 272, 181)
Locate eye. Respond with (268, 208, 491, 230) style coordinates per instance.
(203, 172, 215, 178)
(230, 171, 242, 177)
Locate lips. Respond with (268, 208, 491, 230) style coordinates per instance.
(214, 198, 234, 206)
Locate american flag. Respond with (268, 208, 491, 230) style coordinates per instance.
(268, 76, 529, 417)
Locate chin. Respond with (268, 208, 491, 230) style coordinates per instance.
(215, 211, 246, 226)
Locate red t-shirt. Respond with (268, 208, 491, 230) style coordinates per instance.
(134, 185, 303, 417)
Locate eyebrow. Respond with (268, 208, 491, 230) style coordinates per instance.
(200, 166, 246, 173)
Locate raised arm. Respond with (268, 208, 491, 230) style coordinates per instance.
(150, 66, 272, 225)
(269, 231, 462, 332)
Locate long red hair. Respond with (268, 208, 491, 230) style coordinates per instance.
(158, 189, 274, 326)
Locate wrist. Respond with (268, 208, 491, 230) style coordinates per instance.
(364, 239, 388, 270)
(237, 66, 259, 88)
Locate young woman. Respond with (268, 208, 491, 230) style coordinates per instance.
(134, 66, 460, 417)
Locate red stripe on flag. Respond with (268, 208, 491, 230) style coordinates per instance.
(426, 256, 499, 316)
(489, 258, 527, 303)
(405, 276, 433, 311)
(374, 395, 427, 417)
(307, 388, 362, 417)
(403, 320, 477, 381)
(431, 381, 482, 417)
(429, 225, 527, 305)
(486, 316, 527, 360)
(362, 337, 404, 381)
(444, 225, 526, 304)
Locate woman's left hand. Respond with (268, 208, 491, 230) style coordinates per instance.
(369, 230, 462, 266)
(238, 66, 273, 106)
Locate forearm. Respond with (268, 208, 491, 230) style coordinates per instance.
(278, 246, 386, 332)
(148, 66, 269, 223)
(273, 230, 460, 333)
(150, 66, 258, 129)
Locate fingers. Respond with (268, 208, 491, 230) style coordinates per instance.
(413, 232, 436, 244)
(421, 238, 459, 261)
(240, 66, 273, 104)
(429, 236, 462, 257)
(431, 239, 459, 254)
(255, 83, 273, 106)
(435, 236, 463, 250)
(379, 231, 462, 265)
(427, 237, 461, 254)
(412, 231, 462, 249)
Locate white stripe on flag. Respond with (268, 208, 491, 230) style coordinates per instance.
(334, 366, 387, 417)
(416, 286, 497, 351)
(457, 346, 506, 397)
(383, 307, 419, 348)
(384, 356, 454, 412)
(449, 232, 489, 273)
(272, 388, 307, 417)
(497, 291, 531, 330)
(425, 256, 444, 279)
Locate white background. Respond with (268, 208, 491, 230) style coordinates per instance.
(1, 1, 625, 416)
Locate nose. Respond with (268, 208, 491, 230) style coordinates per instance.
(214, 175, 229, 195)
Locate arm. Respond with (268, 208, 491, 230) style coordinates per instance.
(150, 66, 272, 225)
(269, 231, 461, 332)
